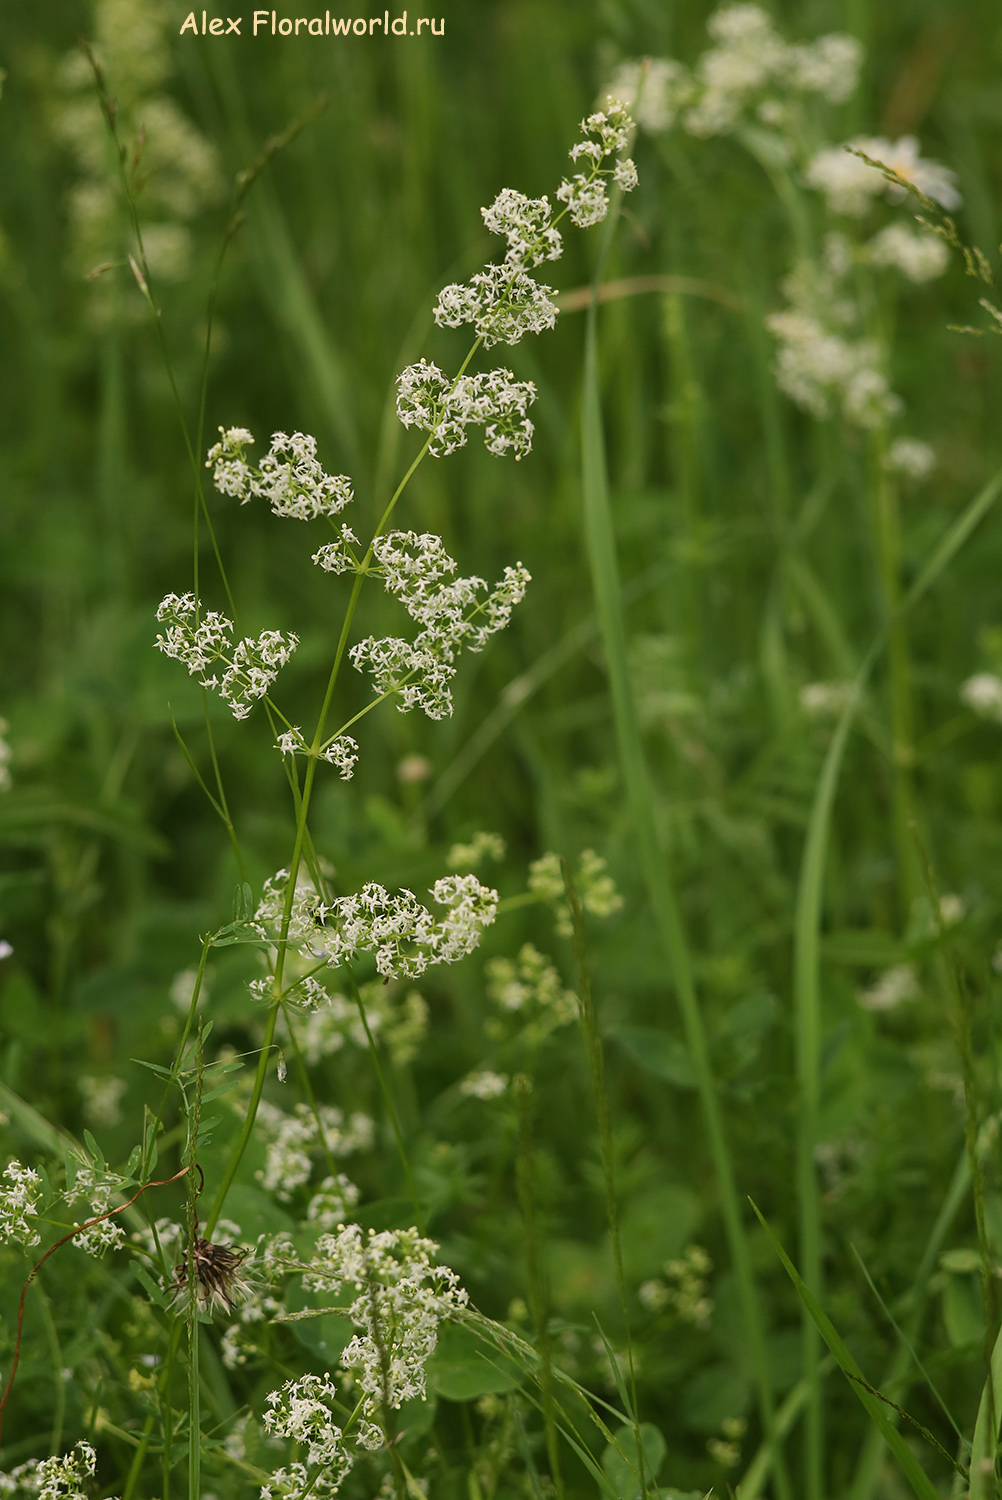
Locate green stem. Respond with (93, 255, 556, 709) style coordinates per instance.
(581, 211, 793, 1500)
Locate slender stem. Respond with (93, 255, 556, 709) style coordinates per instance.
(515, 1073, 563, 1500)
(562, 861, 647, 1497)
(348, 970, 423, 1230)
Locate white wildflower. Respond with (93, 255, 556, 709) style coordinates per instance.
(939, 894, 965, 928)
(961, 673, 1002, 722)
(78, 1075, 127, 1128)
(806, 136, 962, 218)
(253, 868, 325, 955)
(799, 681, 855, 719)
(867, 223, 949, 283)
(302, 1224, 468, 1421)
(485, 944, 577, 1043)
(460, 1070, 509, 1100)
(395, 363, 538, 460)
(276, 726, 359, 779)
(612, 157, 639, 192)
(766, 245, 904, 428)
(433, 264, 558, 348)
(481, 188, 562, 270)
(170, 965, 210, 1012)
(885, 436, 935, 480)
(857, 963, 920, 1011)
(0, 1440, 101, 1500)
(206, 428, 354, 520)
(256, 1101, 374, 1201)
(555, 174, 609, 228)
(605, 58, 695, 134)
(263, 1373, 353, 1483)
(131, 1216, 183, 1258)
(528, 849, 622, 936)
(155, 592, 298, 721)
(448, 831, 506, 868)
(0, 1160, 43, 1249)
(784, 33, 862, 102)
(66, 1160, 127, 1256)
(350, 547, 530, 720)
(311, 523, 361, 575)
(317, 874, 498, 980)
(306, 1174, 361, 1229)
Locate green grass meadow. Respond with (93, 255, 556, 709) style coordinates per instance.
(3, 0, 1002, 1497)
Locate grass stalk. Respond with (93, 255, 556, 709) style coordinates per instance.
(514, 1073, 563, 1500)
(562, 860, 648, 1498)
(581, 226, 793, 1500)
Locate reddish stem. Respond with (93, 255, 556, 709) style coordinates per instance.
(0, 1164, 193, 1444)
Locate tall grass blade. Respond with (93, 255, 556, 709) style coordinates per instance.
(751, 1201, 945, 1500)
(581, 269, 791, 1500)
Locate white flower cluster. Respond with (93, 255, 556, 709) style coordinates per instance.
(155, 592, 298, 721)
(207, 428, 354, 520)
(302, 1224, 468, 1419)
(263, 1374, 353, 1483)
(351, 534, 530, 719)
(448, 830, 507, 868)
(766, 236, 903, 428)
(395, 360, 538, 460)
(274, 982, 428, 1067)
(306, 1174, 361, 1229)
(253, 869, 326, 954)
(276, 727, 359, 779)
(528, 849, 623, 937)
(66, 1160, 126, 1256)
(0, 1160, 43, 1250)
(255, 1100, 374, 1201)
(961, 673, 1002, 722)
(485, 943, 577, 1025)
(249, 970, 329, 1010)
(805, 136, 961, 218)
(639, 1244, 713, 1329)
(607, 5, 862, 140)
(311, 523, 361, 575)
(481, 188, 562, 270)
(78, 1074, 128, 1128)
(0, 1441, 104, 1500)
(316, 874, 499, 980)
(866, 223, 949, 284)
(857, 962, 920, 1012)
(799, 681, 855, 720)
(556, 100, 637, 229)
(433, 263, 558, 349)
(885, 436, 936, 480)
(459, 1069, 510, 1100)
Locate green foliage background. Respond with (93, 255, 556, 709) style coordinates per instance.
(3, 0, 1002, 1495)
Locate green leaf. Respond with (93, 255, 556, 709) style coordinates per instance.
(428, 1322, 523, 1399)
(609, 1025, 697, 1088)
(83, 1129, 105, 1171)
(601, 1422, 666, 1499)
(133, 1262, 169, 1310)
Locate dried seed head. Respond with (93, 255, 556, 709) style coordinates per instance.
(173, 1234, 252, 1315)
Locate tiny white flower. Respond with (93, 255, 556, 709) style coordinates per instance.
(961, 673, 1002, 722)
(867, 223, 949, 283)
(460, 1069, 510, 1099)
(857, 963, 919, 1011)
(885, 436, 936, 481)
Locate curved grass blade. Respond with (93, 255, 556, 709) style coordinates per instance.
(751, 1200, 945, 1500)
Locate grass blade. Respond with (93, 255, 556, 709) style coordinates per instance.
(751, 1201, 945, 1500)
(581, 272, 791, 1500)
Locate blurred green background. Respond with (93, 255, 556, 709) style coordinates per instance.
(3, 0, 1002, 1494)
